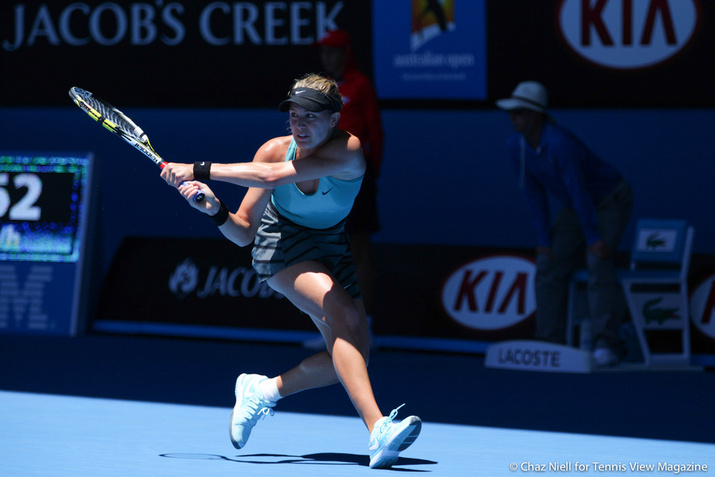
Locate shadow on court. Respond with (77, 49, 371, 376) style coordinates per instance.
(160, 452, 436, 469)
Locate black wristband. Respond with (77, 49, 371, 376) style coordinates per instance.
(194, 161, 212, 181)
(209, 201, 229, 226)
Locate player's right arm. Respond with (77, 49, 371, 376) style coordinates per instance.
(213, 137, 287, 247)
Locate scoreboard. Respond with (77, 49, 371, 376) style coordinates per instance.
(0, 153, 94, 335)
(0, 154, 90, 262)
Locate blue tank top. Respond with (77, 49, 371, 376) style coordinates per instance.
(270, 138, 363, 229)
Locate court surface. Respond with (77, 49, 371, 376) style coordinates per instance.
(2, 390, 713, 477)
(1, 335, 714, 476)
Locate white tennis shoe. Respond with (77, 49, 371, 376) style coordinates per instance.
(368, 404, 422, 469)
(229, 373, 276, 449)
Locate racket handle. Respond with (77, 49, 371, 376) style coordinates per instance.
(158, 162, 204, 202)
(180, 182, 205, 203)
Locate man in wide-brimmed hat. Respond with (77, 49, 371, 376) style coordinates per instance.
(498, 81, 634, 367)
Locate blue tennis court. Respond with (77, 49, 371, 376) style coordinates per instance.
(3, 391, 713, 476)
(1, 335, 714, 476)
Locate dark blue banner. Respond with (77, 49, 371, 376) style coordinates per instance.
(373, 1, 487, 100)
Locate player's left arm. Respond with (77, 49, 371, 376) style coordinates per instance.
(162, 131, 365, 191)
(168, 131, 365, 188)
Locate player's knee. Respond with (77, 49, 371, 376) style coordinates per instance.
(344, 305, 362, 336)
(329, 301, 361, 337)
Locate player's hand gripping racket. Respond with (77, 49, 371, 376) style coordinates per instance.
(68, 86, 204, 202)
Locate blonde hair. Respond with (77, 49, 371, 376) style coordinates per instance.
(290, 73, 343, 110)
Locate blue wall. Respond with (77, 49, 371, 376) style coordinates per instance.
(376, 109, 715, 251)
(2, 107, 713, 280)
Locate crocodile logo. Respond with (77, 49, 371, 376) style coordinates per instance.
(643, 297, 680, 325)
(645, 232, 666, 249)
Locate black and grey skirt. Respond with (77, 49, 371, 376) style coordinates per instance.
(252, 201, 361, 299)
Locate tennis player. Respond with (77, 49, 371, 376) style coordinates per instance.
(160, 73, 421, 469)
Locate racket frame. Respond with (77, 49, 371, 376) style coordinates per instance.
(69, 87, 204, 201)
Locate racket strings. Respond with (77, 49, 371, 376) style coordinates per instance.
(69, 86, 204, 202)
(73, 88, 145, 143)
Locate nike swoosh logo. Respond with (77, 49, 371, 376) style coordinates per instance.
(322, 188, 333, 195)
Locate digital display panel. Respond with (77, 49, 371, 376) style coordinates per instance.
(0, 153, 92, 263)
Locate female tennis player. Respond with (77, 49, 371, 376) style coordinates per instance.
(160, 73, 421, 469)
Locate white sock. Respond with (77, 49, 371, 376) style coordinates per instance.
(259, 377, 282, 403)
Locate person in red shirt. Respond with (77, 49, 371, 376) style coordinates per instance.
(312, 29, 384, 344)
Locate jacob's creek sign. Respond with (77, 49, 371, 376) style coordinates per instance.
(441, 255, 536, 332)
(1, 2, 344, 50)
(0, 1, 360, 108)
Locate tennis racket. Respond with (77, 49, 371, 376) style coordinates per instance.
(68, 86, 204, 202)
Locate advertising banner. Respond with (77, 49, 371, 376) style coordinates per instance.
(372, 1, 487, 100)
(487, 0, 712, 108)
(372, 244, 536, 345)
(93, 237, 715, 362)
(3, 1, 712, 108)
(0, 0, 370, 108)
(94, 238, 537, 345)
(94, 237, 310, 340)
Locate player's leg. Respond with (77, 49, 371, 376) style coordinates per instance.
(279, 299, 370, 395)
(228, 262, 372, 449)
(269, 260, 421, 469)
(267, 260, 381, 428)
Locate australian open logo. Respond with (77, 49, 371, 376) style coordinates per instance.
(411, 0, 455, 50)
(169, 258, 200, 299)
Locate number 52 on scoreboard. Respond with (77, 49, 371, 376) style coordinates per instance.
(0, 154, 92, 263)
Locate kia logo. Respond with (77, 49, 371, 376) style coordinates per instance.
(689, 273, 715, 341)
(441, 255, 536, 331)
(558, 0, 700, 69)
